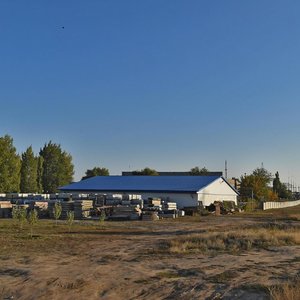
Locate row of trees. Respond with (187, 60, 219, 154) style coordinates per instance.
(240, 167, 292, 201)
(81, 166, 210, 179)
(0, 135, 74, 193)
(2, 134, 292, 201)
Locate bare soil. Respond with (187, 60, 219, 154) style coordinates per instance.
(0, 209, 300, 300)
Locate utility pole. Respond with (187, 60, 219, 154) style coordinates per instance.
(225, 160, 228, 179)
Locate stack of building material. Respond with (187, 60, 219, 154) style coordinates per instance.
(33, 201, 48, 210)
(48, 201, 60, 219)
(50, 194, 58, 200)
(94, 195, 105, 207)
(131, 199, 143, 208)
(142, 211, 159, 221)
(164, 202, 177, 210)
(149, 198, 161, 206)
(0, 201, 12, 218)
(26, 201, 49, 218)
(105, 195, 122, 206)
(74, 200, 93, 219)
(61, 201, 74, 219)
(110, 205, 141, 220)
(72, 193, 89, 200)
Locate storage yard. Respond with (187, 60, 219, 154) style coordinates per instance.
(0, 205, 300, 299)
(0, 192, 189, 221)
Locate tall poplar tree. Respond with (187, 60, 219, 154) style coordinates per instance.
(36, 156, 44, 193)
(0, 135, 21, 192)
(39, 141, 74, 193)
(20, 146, 38, 193)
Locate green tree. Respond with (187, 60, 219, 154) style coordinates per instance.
(39, 141, 74, 193)
(20, 146, 38, 193)
(273, 171, 281, 194)
(12, 206, 27, 230)
(81, 167, 109, 180)
(273, 172, 291, 199)
(0, 135, 21, 192)
(190, 166, 209, 175)
(36, 156, 44, 193)
(27, 209, 38, 238)
(66, 211, 74, 232)
(132, 167, 159, 176)
(240, 167, 272, 200)
(53, 202, 62, 225)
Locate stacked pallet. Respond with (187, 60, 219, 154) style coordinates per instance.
(74, 200, 93, 219)
(149, 198, 161, 206)
(110, 205, 141, 220)
(105, 195, 121, 206)
(61, 201, 74, 219)
(131, 199, 143, 208)
(164, 202, 177, 210)
(94, 195, 105, 207)
(0, 201, 12, 218)
(27, 201, 49, 218)
(48, 201, 60, 219)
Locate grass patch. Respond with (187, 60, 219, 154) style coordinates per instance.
(270, 277, 300, 300)
(156, 270, 181, 279)
(160, 227, 300, 255)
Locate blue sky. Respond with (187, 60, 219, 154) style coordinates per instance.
(1, 1, 300, 184)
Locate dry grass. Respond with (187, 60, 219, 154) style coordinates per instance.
(240, 204, 300, 221)
(162, 226, 300, 255)
(270, 277, 300, 300)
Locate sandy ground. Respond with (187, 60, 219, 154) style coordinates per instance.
(0, 216, 300, 300)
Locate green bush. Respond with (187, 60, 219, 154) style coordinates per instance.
(66, 211, 74, 232)
(12, 206, 27, 230)
(27, 209, 38, 238)
(53, 202, 62, 225)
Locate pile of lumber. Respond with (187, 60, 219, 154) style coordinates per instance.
(61, 201, 75, 219)
(110, 205, 141, 220)
(149, 198, 161, 206)
(74, 200, 93, 219)
(0, 201, 12, 218)
(163, 202, 177, 210)
(48, 201, 59, 219)
(105, 195, 121, 206)
(30, 201, 48, 218)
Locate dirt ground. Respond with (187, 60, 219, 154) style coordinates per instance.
(0, 212, 300, 300)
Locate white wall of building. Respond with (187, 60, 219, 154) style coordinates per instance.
(197, 177, 238, 207)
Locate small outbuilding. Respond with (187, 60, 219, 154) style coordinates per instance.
(60, 176, 238, 208)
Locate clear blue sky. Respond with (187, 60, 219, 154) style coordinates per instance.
(1, 1, 300, 184)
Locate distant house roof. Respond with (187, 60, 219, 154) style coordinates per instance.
(60, 175, 226, 193)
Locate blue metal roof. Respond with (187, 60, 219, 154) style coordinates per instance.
(60, 175, 221, 193)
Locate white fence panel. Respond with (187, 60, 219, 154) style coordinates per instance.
(263, 200, 300, 210)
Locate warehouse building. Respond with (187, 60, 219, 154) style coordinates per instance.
(60, 175, 238, 208)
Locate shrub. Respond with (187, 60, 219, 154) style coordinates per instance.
(99, 210, 106, 229)
(12, 206, 27, 230)
(27, 209, 38, 238)
(66, 211, 74, 232)
(53, 202, 62, 225)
